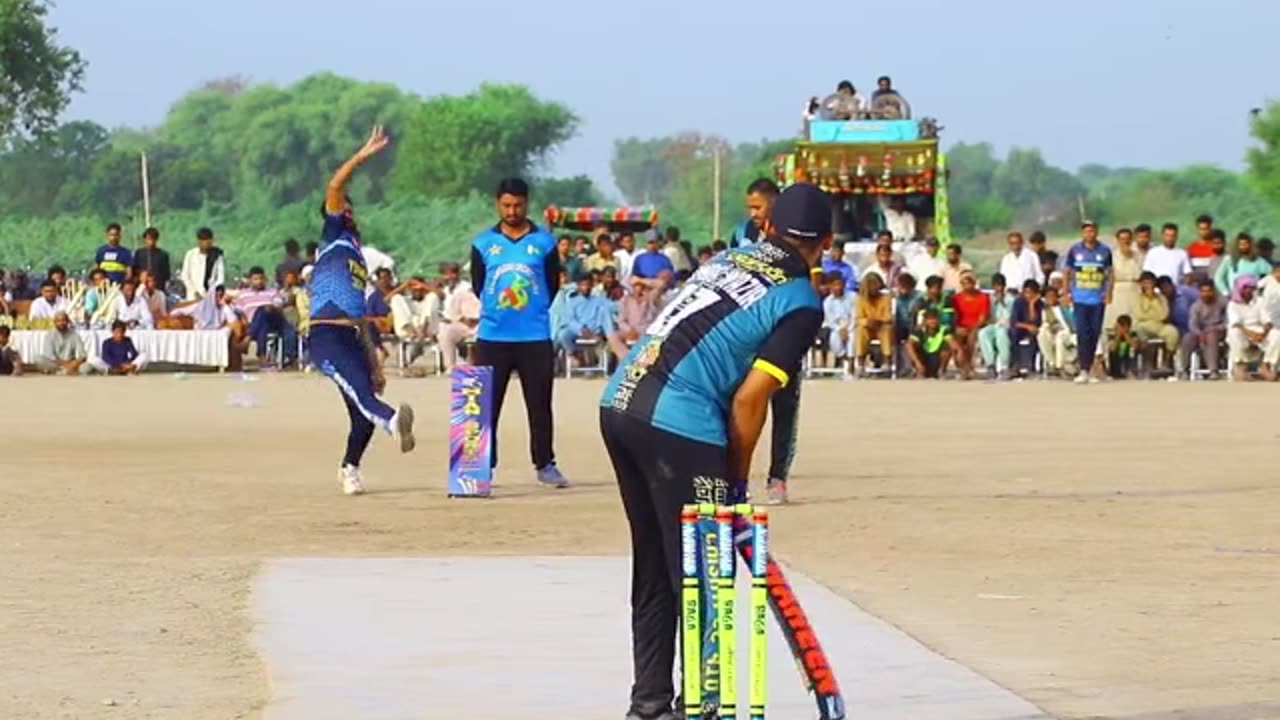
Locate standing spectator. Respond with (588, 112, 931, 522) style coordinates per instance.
(1029, 230, 1049, 258)
(275, 238, 307, 287)
(109, 278, 155, 329)
(939, 243, 973, 292)
(1064, 220, 1112, 383)
(951, 270, 990, 379)
(1105, 227, 1143, 330)
(1133, 224, 1153, 263)
(1213, 232, 1272, 297)
(906, 236, 943, 287)
(27, 280, 70, 324)
(87, 321, 147, 375)
(1186, 222, 1216, 278)
(998, 232, 1043, 294)
(556, 235, 584, 283)
(35, 311, 88, 375)
(1038, 286, 1077, 376)
(1258, 237, 1275, 265)
(630, 233, 675, 280)
(614, 231, 636, 281)
(469, 177, 567, 486)
(1039, 250, 1060, 287)
(233, 266, 297, 367)
(821, 273, 854, 368)
(437, 284, 481, 371)
(584, 234, 620, 273)
(853, 272, 891, 373)
(1179, 280, 1227, 378)
(1132, 271, 1179, 372)
(1142, 222, 1192, 285)
(979, 273, 1014, 378)
(1225, 275, 1278, 381)
(0, 326, 22, 375)
(132, 227, 171, 290)
(95, 223, 133, 284)
(821, 243, 857, 291)
(864, 242, 902, 289)
(661, 226, 693, 276)
(1203, 229, 1229, 281)
(180, 227, 226, 301)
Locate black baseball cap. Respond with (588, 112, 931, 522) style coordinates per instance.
(771, 183, 832, 243)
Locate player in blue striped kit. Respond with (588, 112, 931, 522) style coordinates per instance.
(308, 125, 416, 495)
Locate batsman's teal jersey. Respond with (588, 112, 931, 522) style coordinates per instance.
(600, 239, 821, 446)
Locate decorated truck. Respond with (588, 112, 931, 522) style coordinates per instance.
(774, 89, 950, 245)
(542, 205, 659, 235)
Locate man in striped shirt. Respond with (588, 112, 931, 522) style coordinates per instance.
(233, 266, 298, 367)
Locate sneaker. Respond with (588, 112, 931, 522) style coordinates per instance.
(766, 479, 788, 505)
(536, 463, 569, 488)
(1073, 372, 1088, 384)
(340, 464, 366, 496)
(1088, 375, 1101, 384)
(393, 403, 416, 453)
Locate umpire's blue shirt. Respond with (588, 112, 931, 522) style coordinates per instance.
(470, 223, 561, 343)
(600, 239, 821, 446)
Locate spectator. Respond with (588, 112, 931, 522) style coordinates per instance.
(27, 280, 70, 324)
(853, 272, 891, 373)
(35, 311, 88, 375)
(616, 278, 661, 346)
(631, 233, 675, 280)
(301, 241, 320, 278)
(939, 243, 973, 292)
(556, 235, 584, 282)
(389, 277, 438, 341)
(278, 270, 304, 328)
(1158, 275, 1197, 339)
(132, 227, 171, 289)
(864, 242, 902, 289)
(1133, 223, 1153, 262)
(95, 222, 133, 284)
(171, 285, 245, 369)
(661, 227, 693, 275)
(999, 232, 1044, 295)
(1142, 223, 1192, 285)
(233, 266, 297, 367)
(46, 265, 68, 291)
(1106, 315, 1137, 379)
(1186, 221, 1215, 277)
(86, 321, 147, 375)
(137, 270, 168, 319)
(951, 270, 990, 379)
(819, 273, 854, 369)
(892, 272, 922, 347)
(1039, 250, 1060, 287)
(880, 196, 916, 241)
(1106, 227, 1142, 330)
(1226, 275, 1278, 381)
(1011, 279, 1044, 373)
(910, 275, 955, 330)
(821, 244, 857, 291)
(0, 326, 22, 375)
(3, 269, 36, 301)
(614, 232, 636, 280)
(1214, 232, 1272, 297)
(1259, 237, 1275, 265)
(110, 278, 155, 329)
(906, 237, 943, 288)
(1202, 229, 1229, 281)
(584, 234, 620, 273)
(555, 273, 627, 362)
(1029, 230, 1048, 258)
(1038, 286, 1076, 376)
(871, 75, 896, 102)
(1261, 262, 1280, 325)
(275, 238, 307, 287)
(82, 269, 119, 327)
(1064, 220, 1112, 383)
(979, 273, 1014, 378)
(1132, 271, 1178, 372)
(906, 307, 950, 379)
(437, 283, 482, 371)
(1179, 280, 1227, 378)
(179, 227, 226, 301)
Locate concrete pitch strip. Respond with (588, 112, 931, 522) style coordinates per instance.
(252, 556, 1051, 720)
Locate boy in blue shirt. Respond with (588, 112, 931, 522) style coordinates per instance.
(95, 223, 132, 284)
(469, 178, 568, 487)
(1064, 220, 1113, 384)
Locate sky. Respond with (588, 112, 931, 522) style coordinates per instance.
(49, 0, 1277, 197)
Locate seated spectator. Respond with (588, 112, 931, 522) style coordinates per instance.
(1039, 251, 1060, 286)
(1106, 315, 1136, 379)
(0, 326, 22, 375)
(906, 237, 943, 287)
(584, 234, 621, 273)
(853, 272, 891, 373)
(3, 269, 37, 302)
(1038, 286, 1076, 376)
(232, 266, 297, 367)
(1133, 271, 1179, 371)
(1262, 261, 1280, 325)
(910, 275, 954, 331)
(1046, 269, 1067, 295)
(555, 273, 628, 362)
(906, 308, 951, 379)
(437, 284, 481, 371)
(822, 244, 858, 291)
(863, 242, 902, 289)
(892, 272, 922, 346)
(81, 268, 118, 327)
(1226, 274, 1279, 381)
(818, 273, 854, 369)
(171, 285, 247, 370)
(951, 270, 990, 379)
(880, 196, 916, 242)
(979, 273, 1014, 379)
(630, 234, 675, 280)
(274, 238, 306, 287)
(389, 277, 438, 342)
(137, 270, 168, 320)
(1179, 280, 1227, 378)
(940, 243, 974, 292)
(27, 280, 70, 326)
(35, 311, 88, 375)
(595, 267, 622, 302)
(1011, 279, 1044, 374)
(1158, 275, 1197, 338)
(87, 321, 147, 375)
(556, 235, 584, 282)
(46, 265, 68, 291)
(110, 278, 155, 330)
(617, 277, 662, 345)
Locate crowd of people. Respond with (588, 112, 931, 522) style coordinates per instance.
(2, 212, 1278, 383)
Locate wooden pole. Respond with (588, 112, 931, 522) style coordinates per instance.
(712, 147, 722, 241)
(141, 152, 152, 228)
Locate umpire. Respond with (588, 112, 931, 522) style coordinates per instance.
(599, 183, 830, 720)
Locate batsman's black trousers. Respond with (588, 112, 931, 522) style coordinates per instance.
(600, 407, 729, 719)
(768, 375, 801, 481)
(472, 339, 556, 470)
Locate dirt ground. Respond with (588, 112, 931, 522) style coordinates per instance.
(1, 373, 1277, 720)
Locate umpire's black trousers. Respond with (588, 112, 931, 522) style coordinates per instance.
(600, 407, 729, 719)
(472, 339, 556, 470)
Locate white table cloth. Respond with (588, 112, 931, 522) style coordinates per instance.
(10, 329, 230, 368)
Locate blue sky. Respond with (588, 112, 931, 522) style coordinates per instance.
(50, 0, 1275, 194)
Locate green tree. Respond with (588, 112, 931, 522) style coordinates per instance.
(391, 83, 577, 199)
(1246, 101, 1280, 207)
(536, 175, 604, 208)
(0, 120, 109, 214)
(611, 136, 675, 205)
(0, 0, 86, 140)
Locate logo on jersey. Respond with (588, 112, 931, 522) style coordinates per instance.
(497, 274, 531, 310)
(488, 244, 503, 256)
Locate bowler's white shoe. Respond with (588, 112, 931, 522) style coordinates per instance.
(340, 464, 366, 496)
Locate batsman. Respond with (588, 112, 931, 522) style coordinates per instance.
(599, 184, 830, 720)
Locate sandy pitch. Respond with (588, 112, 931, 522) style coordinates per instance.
(1, 374, 1277, 720)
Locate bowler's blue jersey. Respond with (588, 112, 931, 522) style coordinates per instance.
(600, 239, 822, 446)
(310, 213, 369, 321)
(470, 224, 560, 342)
